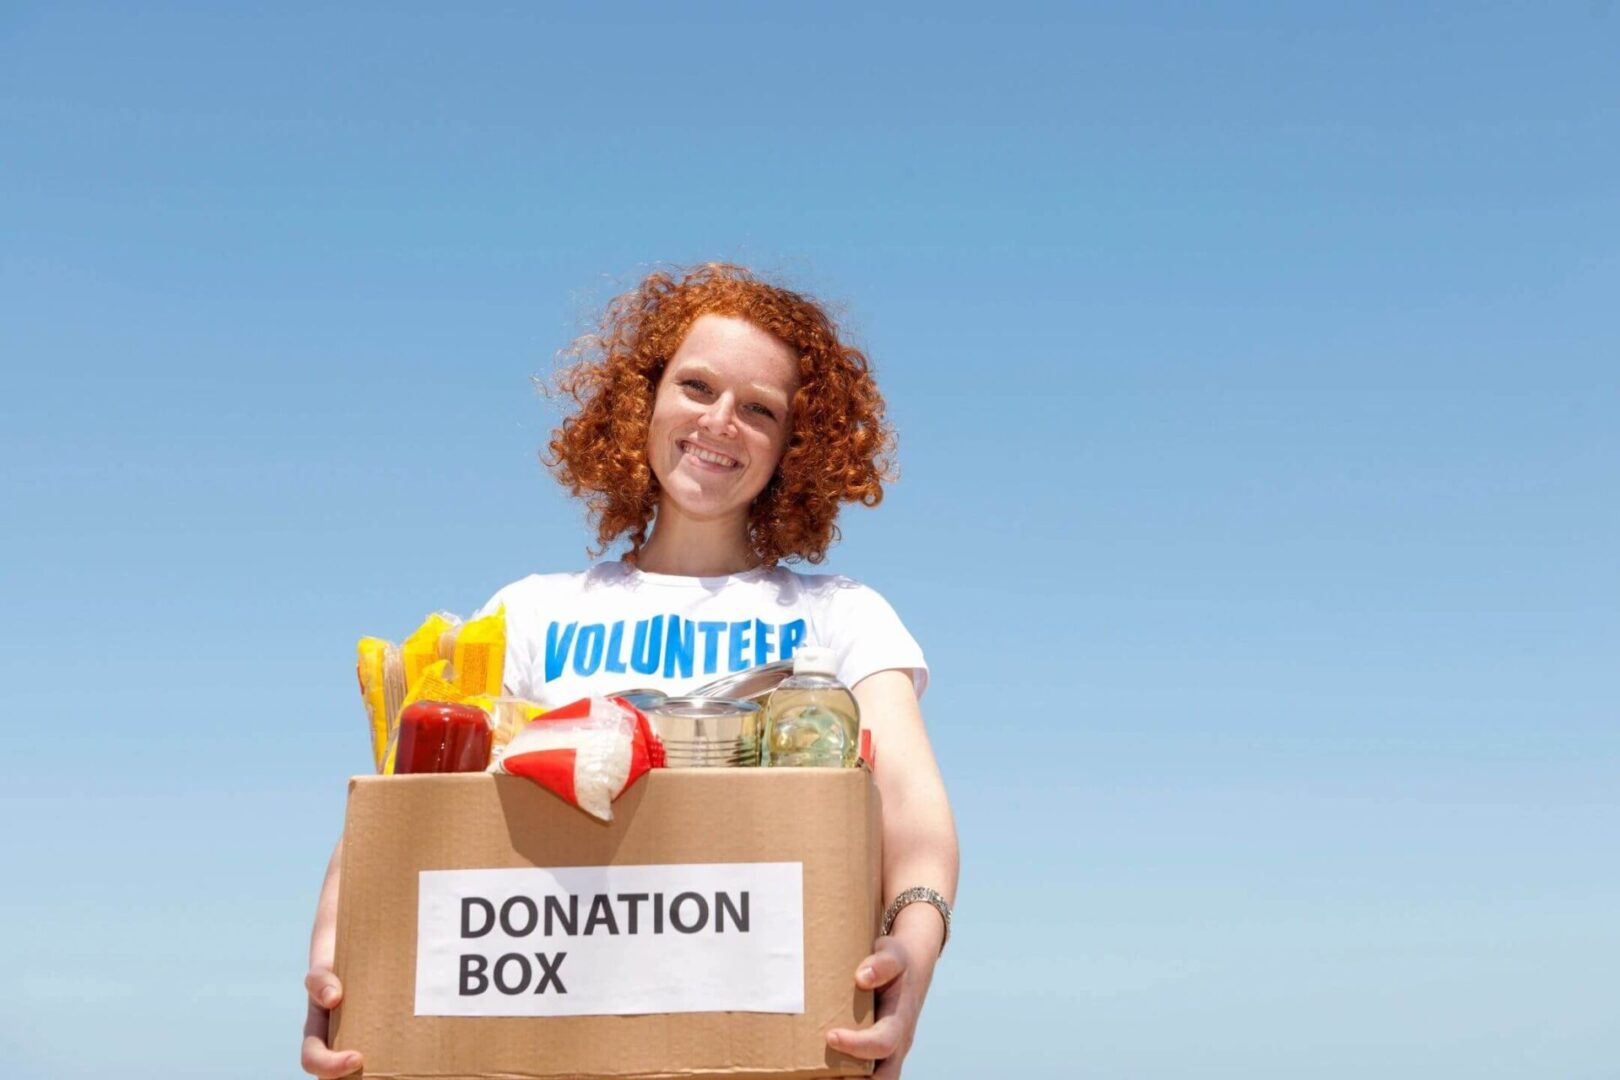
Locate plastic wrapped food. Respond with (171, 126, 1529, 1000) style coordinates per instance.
(402, 612, 460, 691)
(450, 605, 505, 698)
(463, 694, 548, 765)
(497, 697, 665, 821)
(356, 607, 507, 775)
(377, 659, 461, 774)
(356, 637, 405, 772)
(393, 700, 494, 774)
(403, 658, 460, 710)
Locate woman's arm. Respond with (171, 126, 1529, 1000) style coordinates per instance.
(301, 839, 364, 1078)
(827, 668, 959, 1079)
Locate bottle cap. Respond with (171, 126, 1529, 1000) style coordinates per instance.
(792, 646, 837, 677)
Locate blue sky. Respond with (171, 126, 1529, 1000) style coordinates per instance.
(2, 3, 1616, 1077)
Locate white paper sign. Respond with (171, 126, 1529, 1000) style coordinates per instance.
(415, 862, 804, 1016)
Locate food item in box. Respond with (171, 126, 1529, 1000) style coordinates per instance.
(402, 611, 459, 691)
(356, 637, 405, 772)
(403, 658, 460, 710)
(497, 696, 664, 821)
(463, 694, 549, 764)
(380, 659, 464, 774)
(360, 607, 510, 774)
(393, 700, 494, 774)
(762, 647, 860, 768)
(450, 605, 505, 698)
(646, 696, 762, 767)
(611, 688, 668, 712)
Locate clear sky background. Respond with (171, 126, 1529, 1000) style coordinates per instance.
(2, 3, 1616, 1078)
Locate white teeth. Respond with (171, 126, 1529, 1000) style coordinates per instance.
(683, 441, 738, 467)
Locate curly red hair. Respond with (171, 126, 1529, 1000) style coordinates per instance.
(547, 264, 894, 566)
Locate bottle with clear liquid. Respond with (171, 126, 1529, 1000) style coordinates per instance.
(762, 647, 860, 768)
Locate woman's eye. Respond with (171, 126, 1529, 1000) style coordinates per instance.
(680, 378, 711, 395)
(747, 403, 778, 421)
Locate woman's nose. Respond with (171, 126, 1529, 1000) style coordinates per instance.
(699, 393, 739, 436)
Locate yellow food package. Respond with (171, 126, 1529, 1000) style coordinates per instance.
(402, 612, 459, 694)
(451, 605, 506, 699)
(403, 658, 465, 711)
(356, 637, 405, 772)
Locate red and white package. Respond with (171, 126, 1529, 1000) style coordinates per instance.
(495, 696, 664, 821)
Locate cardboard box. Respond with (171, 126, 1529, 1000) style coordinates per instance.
(332, 768, 882, 1079)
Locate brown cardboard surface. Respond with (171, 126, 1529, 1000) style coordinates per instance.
(331, 768, 881, 1080)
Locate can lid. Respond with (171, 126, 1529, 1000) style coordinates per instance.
(611, 689, 668, 710)
(687, 659, 794, 701)
(792, 646, 837, 677)
(655, 696, 761, 717)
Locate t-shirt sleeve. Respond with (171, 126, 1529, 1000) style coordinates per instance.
(825, 581, 929, 700)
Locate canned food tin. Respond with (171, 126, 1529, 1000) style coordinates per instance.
(648, 697, 762, 767)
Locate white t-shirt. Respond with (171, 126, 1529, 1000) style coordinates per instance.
(477, 562, 927, 709)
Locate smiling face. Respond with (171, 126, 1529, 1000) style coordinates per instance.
(648, 313, 801, 532)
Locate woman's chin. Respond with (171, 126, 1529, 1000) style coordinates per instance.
(655, 482, 736, 522)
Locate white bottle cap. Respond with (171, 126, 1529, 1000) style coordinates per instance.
(792, 646, 837, 677)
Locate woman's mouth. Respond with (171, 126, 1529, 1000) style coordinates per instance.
(679, 440, 741, 471)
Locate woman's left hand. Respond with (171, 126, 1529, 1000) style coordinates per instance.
(826, 932, 935, 1079)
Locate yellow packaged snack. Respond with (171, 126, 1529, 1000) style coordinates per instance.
(404, 658, 464, 710)
(402, 612, 459, 694)
(356, 637, 405, 772)
(450, 605, 506, 699)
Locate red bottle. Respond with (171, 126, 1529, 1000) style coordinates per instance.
(395, 701, 492, 774)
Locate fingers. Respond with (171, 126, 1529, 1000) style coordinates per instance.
(300, 1033, 362, 1079)
(855, 937, 909, 991)
(831, 942, 914, 1065)
(302, 975, 362, 1078)
(827, 1014, 906, 1062)
(305, 968, 343, 1010)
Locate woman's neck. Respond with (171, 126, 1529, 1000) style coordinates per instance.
(635, 507, 758, 577)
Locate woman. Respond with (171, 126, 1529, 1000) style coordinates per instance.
(302, 264, 959, 1080)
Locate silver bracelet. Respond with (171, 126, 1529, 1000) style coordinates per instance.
(880, 886, 952, 954)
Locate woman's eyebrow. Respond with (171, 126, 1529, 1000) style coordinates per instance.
(749, 382, 792, 406)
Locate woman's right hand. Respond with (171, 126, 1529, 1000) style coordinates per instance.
(301, 966, 363, 1078)
(304, 838, 359, 1078)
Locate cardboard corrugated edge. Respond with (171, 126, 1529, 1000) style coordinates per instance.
(331, 770, 880, 1080)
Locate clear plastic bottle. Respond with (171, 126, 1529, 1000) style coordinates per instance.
(761, 647, 860, 768)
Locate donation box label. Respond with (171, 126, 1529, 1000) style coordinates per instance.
(415, 862, 805, 1016)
